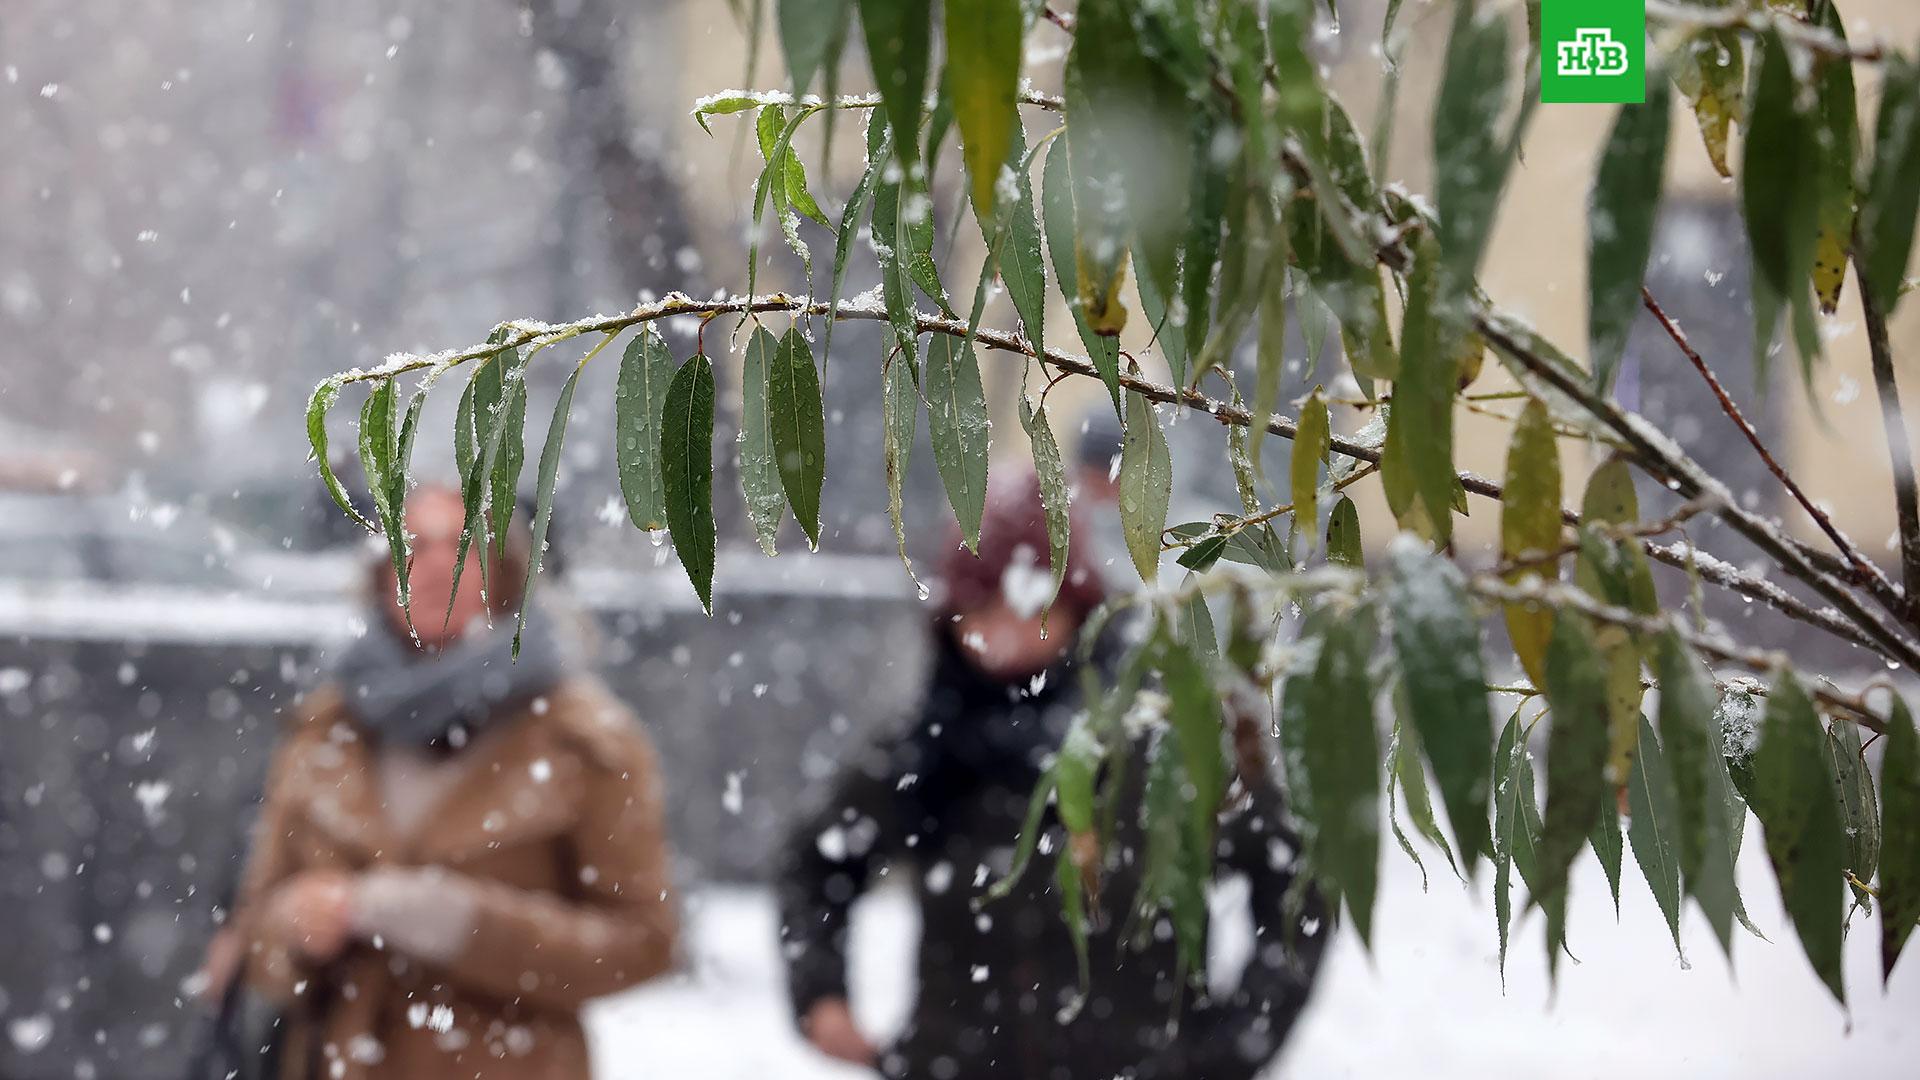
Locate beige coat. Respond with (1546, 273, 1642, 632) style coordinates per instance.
(235, 677, 678, 1080)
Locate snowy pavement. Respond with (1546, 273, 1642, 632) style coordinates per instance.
(589, 840, 1920, 1079)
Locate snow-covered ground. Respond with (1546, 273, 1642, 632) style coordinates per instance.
(590, 839, 1920, 1078)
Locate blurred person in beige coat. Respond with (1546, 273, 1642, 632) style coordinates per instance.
(229, 484, 678, 1080)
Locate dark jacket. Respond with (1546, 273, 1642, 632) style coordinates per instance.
(778, 631, 1325, 1080)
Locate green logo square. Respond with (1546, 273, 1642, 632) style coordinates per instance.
(1541, 0, 1647, 104)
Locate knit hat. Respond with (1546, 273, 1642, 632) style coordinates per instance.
(937, 468, 1106, 621)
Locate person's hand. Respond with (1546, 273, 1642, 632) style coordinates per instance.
(188, 926, 245, 1005)
(262, 869, 356, 964)
(802, 997, 877, 1068)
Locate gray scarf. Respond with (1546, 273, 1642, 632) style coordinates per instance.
(331, 610, 568, 748)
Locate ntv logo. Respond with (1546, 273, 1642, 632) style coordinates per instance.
(1556, 28, 1631, 77)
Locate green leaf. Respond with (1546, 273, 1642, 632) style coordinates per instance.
(1823, 718, 1879, 909)
(1175, 586, 1218, 663)
(1141, 727, 1212, 973)
(882, 341, 920, 583)
(769, 327, 827, 548)
(358, 380, 406, 611)
(987, 771, 1057, 903)
(452, 374, 477, 493)
(514, 357, 584, 656)
(450, 344, 511, 618)
(1326, 495, 1362, 569)
(1654, 631, 1740, 958)
(1751, 673, 1847, 1004)
(1300, 102, 1399, 384)
(1393, 718, 1461, 882)
(1627, 714, 1684, 958)
(1137, 253, 1185, 389)
(1388, 724, 1430, 890)
(1221, 522, 1291, 574)
(922, 332, 990, 549)
(1061, 56, 1135, 339)
(1592, 793, 1624, 915)
(1018, 394, 1071, 625)
(306, 377, 374, 533)
(1176, 533, 1228, 573)
(662, 352, 718, 614)
(1588, 78, 1671, 393)
(1055, 826, 1092, 997)
(870, 182, 922, 386)
(1811, 4, 1858, 316)
(1883, 696, 1920, 981)
(1573, 513, 1651, 791)
(946, 0, 1021, 218)
(1162, 627, 1227, 838)
(1293, 607, 1381, 946)
(1433, 0, 1514, 287)
(1538, 615, 1612, 975)
(821, 132, 882, 373)
(1069, 0, 1191, 326)
(780, 116, 832, 229)
(1385, 538, 1493, 872)
(1120, 389, 1172, 584)
(390, 362, 448, 622)
(1672, 29, 1742, 179)
(1500, 399, 1561, 688)
(691, 91, 764, 136)
(779, 0, 850, 98)
(615, 328, 677, 533)
(1249, 261, 1288, 466)
(489, 358, 528, 561)
(1862, 55, 1920, 315)
(1000, 132, 1048, 360)
(1743, 30, 1820, 376)
(1388, 234, 1458, 543)
(869, 129, 947, 313)
(738, 327, 786, 555)
(1493, 708, 1546, 981)
(857, 0, 930, 166)
(1042, 134, 1121, 411)
(1181, 116, 1230, 371)
(1196, 175, 1282, 388)
(1291, 390, 1330, 546)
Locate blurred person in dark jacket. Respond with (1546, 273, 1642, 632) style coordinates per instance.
(224, 484, 677, 1080)
(778, 471, 1324, 1080)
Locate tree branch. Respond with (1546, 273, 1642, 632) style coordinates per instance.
(1857, 262, 1920, 622)
(1474, 314, 1920, 672)
(327, 291, 1892, 661)
(1470, 575, 1889, 734)
(1644, 0, 1885, 62)
(1640, 286, 1909, 619)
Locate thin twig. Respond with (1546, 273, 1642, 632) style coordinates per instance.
(1474, 315, 1920, 673)
(328, 291, 1883, 659)
(1857, 256, 1920, 623)
(1163, 463, 1382, 549)
(1641, 286, 1906, 616)
(1469, 576, 1888, 734)
(1494, 494, 1720, 577)
(1644, 0, 1885, 62)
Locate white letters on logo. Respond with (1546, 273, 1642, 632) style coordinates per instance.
(1555, 28, 1630, 77)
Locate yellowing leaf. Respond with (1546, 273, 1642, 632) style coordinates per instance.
(1812, 4, 1859, 315)
(946, 0, 1022, 218)
(1501, 400, 1561, 688)
(1120, 389, 1172, 583)
(1292, 390, 1330, 545)
(1673, 30, 1743, 178)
